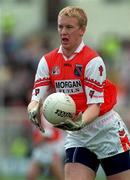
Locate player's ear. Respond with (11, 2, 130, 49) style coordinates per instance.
(79, 26, 86, 36)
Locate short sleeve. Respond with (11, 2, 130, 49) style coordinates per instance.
(31, 56, 50, 102)
(84, 56, 106, 104)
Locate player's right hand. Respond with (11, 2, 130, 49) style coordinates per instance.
(54, 113, 86, 131)
(27, 99, 45, 133)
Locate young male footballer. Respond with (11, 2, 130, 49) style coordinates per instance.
(28, 6, 130, 180)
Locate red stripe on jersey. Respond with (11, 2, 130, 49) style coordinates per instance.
(35, 78, 49, 83)
(34, 81, 49, 89)
(34, 78, 50, 89)
(84, 81, 103, 92)
(84, 78, 105, 92)
(35, 78, 49, 84)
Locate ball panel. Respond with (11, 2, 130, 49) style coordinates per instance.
(43, 93, 76, 125)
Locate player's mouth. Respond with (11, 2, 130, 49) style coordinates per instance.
(61, 37, 69, 45)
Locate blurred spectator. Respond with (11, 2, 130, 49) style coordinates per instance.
(99, 34, 122, 83)
(4, 63, 33, 106)
(1, 12, 19, 67)
(1, 32, 53, 107)
(10, 137, 29, 158)
(26, 118, 65, 180)
(119, 39, 130, 107)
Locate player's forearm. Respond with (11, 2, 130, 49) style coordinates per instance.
(82, 104, 100, 125)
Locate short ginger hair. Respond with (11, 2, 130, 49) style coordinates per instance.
(58, 6, 88, 28)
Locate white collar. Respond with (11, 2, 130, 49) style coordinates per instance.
(58, 41, 85, 55)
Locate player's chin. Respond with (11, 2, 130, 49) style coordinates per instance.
(61, 43, 71, 50)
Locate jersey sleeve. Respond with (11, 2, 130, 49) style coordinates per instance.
(31, 56, 50, 102)
(84, 56, 106, 104)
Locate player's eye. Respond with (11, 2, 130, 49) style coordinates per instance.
(66, 25, 73, 29)
(58, 25, 63, 30)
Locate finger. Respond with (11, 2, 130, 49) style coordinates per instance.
(74, 112, 82, 122)
(36, 100, 43, 125)
(39, 126, 45, 133)
(33, 121, 45, 132)
(54, 124, 68, 130)
(39, 98, 43, 107)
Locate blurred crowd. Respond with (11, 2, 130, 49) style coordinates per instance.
(0, 30, 53, 107)
(0, 27, 66, 179)
(99, 35, 130, 108)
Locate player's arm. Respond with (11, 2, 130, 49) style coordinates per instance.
(27, 57, 50, 132)
(82, 103, 100, 125)
(81, 56, 106, 125)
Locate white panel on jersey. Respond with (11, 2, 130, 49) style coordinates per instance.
(84, 56, 106, 104)
(31, 56, 50, 101)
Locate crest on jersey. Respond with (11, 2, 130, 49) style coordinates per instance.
(52, 66, 60, 75)
(74, 64, 83, 76)
(35, 88, 40, 96)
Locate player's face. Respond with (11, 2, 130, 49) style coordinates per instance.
(58, 16, 85, 54)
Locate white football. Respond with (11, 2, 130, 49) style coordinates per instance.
(43, 92, 76, 125)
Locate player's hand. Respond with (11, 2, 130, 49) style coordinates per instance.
(27, 99, 45, 132)
(54, 113, 86, 131)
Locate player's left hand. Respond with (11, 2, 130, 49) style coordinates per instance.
(28, 99, 45, 132)
(54, 113, 86, 131)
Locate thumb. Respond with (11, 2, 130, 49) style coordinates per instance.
(73, 112, 82, 122)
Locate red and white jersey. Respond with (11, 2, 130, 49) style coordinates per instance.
(32, 41, 117, 116)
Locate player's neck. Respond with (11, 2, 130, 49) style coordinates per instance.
(62, 39, 82, 58)
(62, 49, 76, 58)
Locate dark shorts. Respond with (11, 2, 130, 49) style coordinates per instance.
(65, 147, 130, 176)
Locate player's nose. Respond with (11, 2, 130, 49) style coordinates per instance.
(61, 27, 68, 35)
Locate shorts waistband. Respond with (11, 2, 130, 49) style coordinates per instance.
(97, 109, 115, 121)
(85, 110, 116, 129)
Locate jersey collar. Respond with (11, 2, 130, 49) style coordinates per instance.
(58, 41, 85, 60)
